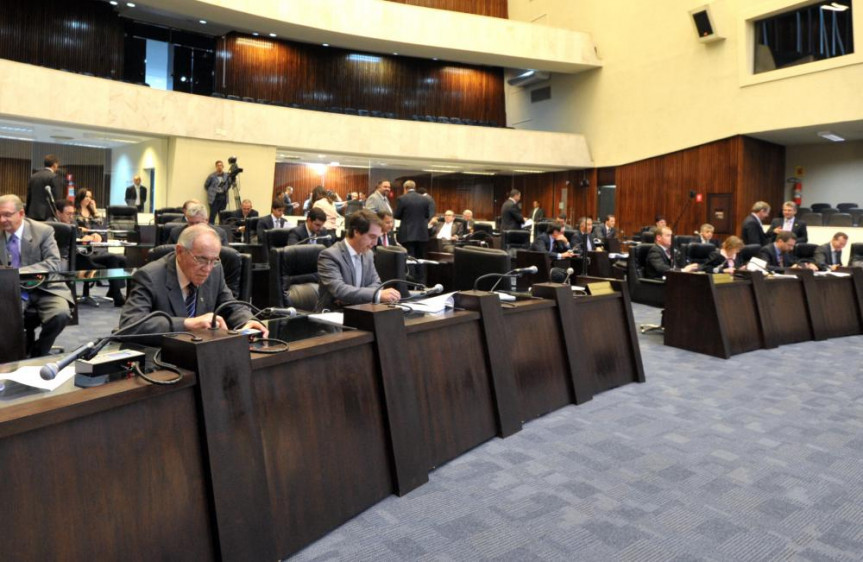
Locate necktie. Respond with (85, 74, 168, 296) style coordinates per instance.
(383, 236, 388, 247)
(185, 284, 197, 317)
(6, 233, 20, 268)
(834, 250, 841, 265)
(777, 250, 784, 267)
(353, 254, 362, 287)
(277, 218, 284, 229)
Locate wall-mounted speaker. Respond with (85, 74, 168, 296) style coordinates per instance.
(689, 4, 724, 43)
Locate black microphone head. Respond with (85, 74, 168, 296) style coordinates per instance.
(549, 267, 567, 283)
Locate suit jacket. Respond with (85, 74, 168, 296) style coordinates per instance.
(698, 236, 721, 248)
(597, 224, 617, 240)
(168, 224, 229, 246)
(315, 240, 382, 312)
(645, 244, 673, 279)
(531, 207, 545, 222)
(230, 209, 259, 222)
(0, 219, 73, 303)
(364, 190, 392, 215)
(394, 190, 432, 242)
(119, 252, 252, 344)
(124, 184, 148, 211)
(530, 233, 570, 257)
(25, 168, 64, 221)
(431, 220, 464, 239)
(757, 243, 796, 271)
(570, 230, 597, 255)
(377, 232, 399, 247)
(814, 242, 844, 269)
(741, 214, 769, 246)
(500, 199, 524, 231)
(700, 250, 734, 273)
(256, 214, 290, 241)
(768, 217, 808, 244)
(287, 223, 333, 247)
(204, 171, 229, 204)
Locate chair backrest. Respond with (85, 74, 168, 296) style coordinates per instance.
(737, 244, 762, 266)
(827, 213, 853, 227)
(502, 230, 530, 250)
(836, 203, 858, 212)
(796, 206, 812, 215)
(106, 205, 138, 229)
(686, 243, 715, 265)
(810, 203, 831, 213)
(268, 244, 324, 310)
(374, 245, 408, 296)
(850, 243, 863, 260)
(155, 212, 184, 225)
(219, 210, 236, 225)
(262, 228, 292, 254)
(46, 222, 77, 271)
(851, 209, 863, 226)
(633, 244, 653, 278)
(515, 250, 551, 290)
(244, 216, 261, 243)
(794, 243, 817, 260)
(453, 246, 510, 291)
(472, 223, 493, 235)
(820, 208, 839, 220)
(800, 212, 823, 226)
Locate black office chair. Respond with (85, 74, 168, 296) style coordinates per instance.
(44, 221, 80, 322)
(850, 209, 863, 227)
(472, 223, 493, 236)
(147, 245, 250, 301)
(106, 205, 138, 237)
(625, 244, 665, 308)
(836, 203, 858, 212)
(156, 212, 184, 226)
(673, 235, 698, 267)
(737, 244, 762, 267)
(242, 216, 261, 244)
(261, 228, 292, 254)
(796, 206, 812, 215)
(154, 207, 183, 223)
(374, 245, 409, 297)
(820, 209, 839, 222)
(502, 230, 530, 258)
(685, 243, 715, 267)
(794, 243, 818, 263)
(810, 203, 831, 213)
(827, 213, 853, 227)
(850, 243, 863, 268)
(800, 212, 823, 226)
(268, 245, 324, 311)
(515, 250, 551, 290)
(533, 220, 553, 239)
(453, 246, 510, 291)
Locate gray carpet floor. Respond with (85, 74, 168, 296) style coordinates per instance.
(56, 297, 863, 562)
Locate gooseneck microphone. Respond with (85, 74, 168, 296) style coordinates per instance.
(297, 234, 332, 245)
(39, 341, 98, 380)
(210, 300, 262, 330)
(402, 283, 444, 301)
(371, 278, 431, 303)
(473, 266, 539, 292)
(563, 267, 575, 285)
(262, 306, 297, 317)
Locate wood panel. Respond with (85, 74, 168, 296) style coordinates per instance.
(385, 0, 508, 18)
(273, 162, 369, 214)
(0, 0, 124, 79)
(0, 157, 31, 201)
(614, 135, 785, 240)
(66, 164, 108, 205)
(217, 34, 505, 126)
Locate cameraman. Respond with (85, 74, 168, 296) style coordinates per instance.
(204, 160, 229, 224)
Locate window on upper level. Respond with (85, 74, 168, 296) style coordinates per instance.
(754, 1, 854, 74)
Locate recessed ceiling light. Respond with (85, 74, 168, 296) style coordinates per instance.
(392, 52, 398, 56)
(817, 131, 845, 142)
(269, 33, 277, 37)
(199, 19, 207, 24)
(432, 57, 438, 61)
(252, 32, 259, 36)
(322, 43, 329, 47)
(109, 1, 118, 5)
(126, 2, 135, 7)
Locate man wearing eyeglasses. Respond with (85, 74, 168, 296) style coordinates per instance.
(119, 224, 267, 342)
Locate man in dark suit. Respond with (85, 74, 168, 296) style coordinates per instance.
(256, 199, 289, 242)
(376, 209, 399, 247)
(168, 202, 229, 245)
(741, 201, 771, 246)
(757, 231, 816, 271)
(462, 209, 476, 235)
(288, 207, 332, 246)
(645, 226, 698, 279)
(430, 210, 465, 252)
(814, 231, 848, 271)
(124, 175, 148, 212)
(698, 223, 720, 247)
(500, 189, 525, 231)
(530, 223, 575, 259)
(203, 160, 230, 224)
(530, 201, 545, 222)
(596, 214, 617, 241)
(570, 217, 596, 255)
(1, 194, 73, 357)
(229, 198, 259, 241)
(768, 201, 808, 244)
(25, 154, 64, 221)
(315, 209, 401, 311)
(394, 179, 432, 258)
(119, 224, 266, 344)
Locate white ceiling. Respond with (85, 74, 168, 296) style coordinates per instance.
(747, 119, 863, 146)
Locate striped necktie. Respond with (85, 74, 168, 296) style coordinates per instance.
(185, 284, 197, 317)
(6, 233, 20, 268)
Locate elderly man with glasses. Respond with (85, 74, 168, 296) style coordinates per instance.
(118, 224, 266, 343)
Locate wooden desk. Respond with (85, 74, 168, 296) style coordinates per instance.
(1, 269, 25, 362)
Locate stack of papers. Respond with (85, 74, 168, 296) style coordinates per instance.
(401, 292, 457, 313)
(0, 365, 75, 391)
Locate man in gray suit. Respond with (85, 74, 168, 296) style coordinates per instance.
(119, 224, 266, 344)
(1, 194, 72, 357)
(365, 180, 392, 215)
(26, 154, 65, 221)
(316, 209, 401, 311)
(203, 160, 230, 224)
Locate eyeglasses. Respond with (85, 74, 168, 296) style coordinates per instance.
(188, 253, 221, 268)
(0, 211, 22, 219)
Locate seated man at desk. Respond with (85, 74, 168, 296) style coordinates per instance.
(645, 226, 699, 279)
(570, 217, 596, 255)
(316, 209, 401, 311)
(430, 210, 464, 252)
(119, 224, 266, 341)
(55, 200, 127, 306)
(256, 199, 288, 241)
(814, 231, 848, 271)
(168, 202, 229, 245)
(757, 231, 817, 272)
(698, 223, 720, 247)
(701, 236, 743, 273)
(287, 207, 332, 246)
(530, 223, 576, 260)
(376, 209, 399, 247)
(229, 198, 259, 241)
(0, 194, 72, 357)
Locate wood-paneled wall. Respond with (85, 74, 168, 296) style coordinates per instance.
(0, 0, 124, 79)
(385, 0, 508, 18)
(217, 34, 505, 124)
(0, 158, 32, 200)
(273, 163, 370, 214)
(614, 136, 785, 239)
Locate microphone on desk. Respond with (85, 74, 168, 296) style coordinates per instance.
(473, 266, 538, 292)
(44, 185, 58, 216)
(210, 300, 261, 330)
(563, 267, 575, 285)
(403, 283, 444, 300)
(39, 339, 106, 380)
(372, 278, 433, 303)
(262, 306, 297, 317)
(296, 234, 332, 245)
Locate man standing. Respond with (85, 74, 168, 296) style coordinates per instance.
(394, 179, 432, 258)
(124, 175, 148, 212)
(741, 201, 771, 246)
(26, 154, 64, 221)
(204, 160, 229, 224)
(1, 194, 72, 357)
(645, 226, 698, 279)
(531, 200, 545, 222)
(119, 224, 266, 343)
(287, 207, 332, 246)
(814, 232, 848, 271)
(768, 201, 808, 244)
(365, 180, 392, 215)
(501, 189, 525, 231)
(315, 209, 401, 311)
(281, 186, 300, 214)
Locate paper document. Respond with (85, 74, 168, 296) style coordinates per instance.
(495, 292, 516, 302)
(815, 271, 851, 278)
(401, 292, 456, 314)
(0, 365, 75, 391)
(308, 312, 344, 327)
